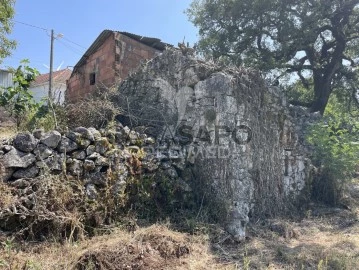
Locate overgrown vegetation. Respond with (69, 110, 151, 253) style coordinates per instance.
(65, 86, 123, 129)
(307, 99, 359, 205)
(0, 0, 16, 62)
(0, 60, 40, 128)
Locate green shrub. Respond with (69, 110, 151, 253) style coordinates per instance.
(0, 60, 40, 129)
(307, 106, 359, 205)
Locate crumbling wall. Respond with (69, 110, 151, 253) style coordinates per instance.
(116, 49, 314, 240)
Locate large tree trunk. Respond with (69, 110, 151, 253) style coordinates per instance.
(310, 78, 332, 115)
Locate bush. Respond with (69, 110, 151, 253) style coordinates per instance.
(0, 60, 40, 129)
(307, 108, 359, 205)
(65, 86, 122, 129)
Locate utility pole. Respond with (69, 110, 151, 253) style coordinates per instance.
(49, 29, 54, 104)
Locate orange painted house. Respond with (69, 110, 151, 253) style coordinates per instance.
(66, 30, 170, 103)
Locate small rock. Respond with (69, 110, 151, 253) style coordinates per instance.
(95, 137, 110, 154)
(2, 148, 36, 168)
(87, 152, 102, 160)
(113, 128, 129, 143)
(13, 165, 39, 179)
(33, 144, 53, 160)
(67, 159, 83, 176)
(13, 133, 38, 152)
(74, 127, 95, 141)
(123, 126, 131, 135)
(86, 145, 96, 156)
(129, 131, 140, 144)
(84, 171, 107, 186)
(83, 159, 96, 171)
(57, 137, 78, 153)
(95, 156, 109, 166)
(86, 184, 97, 200)
(72, 150, 86, 160)
(88, 127, 102, 140)
(145, 137, 155, 145)
(10, 178, 30, 188)
(40, 130, 62, 148)
(66, 131, 81, 142)
(3, 145, 13, 152)
(33, 129, 45, 139)
(41, 153, 65, 171)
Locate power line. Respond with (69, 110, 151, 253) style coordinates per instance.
(15, 20, 87, 51)
(57, 38, 84, 56)
(14, 20, 48, 31)
(62, 36, 87, 49)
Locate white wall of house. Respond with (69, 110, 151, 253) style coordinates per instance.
(30, 82, 66, 105)
(0, 70, 14, 89)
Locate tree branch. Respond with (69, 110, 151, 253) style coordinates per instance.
(289, 100, 313, 107)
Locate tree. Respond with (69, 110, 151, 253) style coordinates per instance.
(187, 0, 359, 114)
(0, 60, 40, 128)
(0, 0, 16, 61)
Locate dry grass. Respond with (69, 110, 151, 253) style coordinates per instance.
(0, 224, 234, 270)
(0, 127, 16, 140)
(211, 178, 359, 270)
(0, 167, 358, 269)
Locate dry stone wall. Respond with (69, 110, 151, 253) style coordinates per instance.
(0, 125, 165, 200)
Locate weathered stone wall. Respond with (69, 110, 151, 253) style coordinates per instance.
(0, 126, 160, 200)
(116, 49, 314, 240)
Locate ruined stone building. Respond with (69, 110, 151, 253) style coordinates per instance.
(66, 30, 170, 103)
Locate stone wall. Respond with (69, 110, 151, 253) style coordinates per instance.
(0, 125, 163, 200)
(116, 49, 315, 240)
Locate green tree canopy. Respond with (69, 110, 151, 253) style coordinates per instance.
(0, 0, 16, 61)
(187, 0, 359, 114)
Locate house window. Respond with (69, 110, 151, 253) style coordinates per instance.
(89, 72, 96, 85)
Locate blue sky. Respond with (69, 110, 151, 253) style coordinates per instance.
(1, 0, 198, 74)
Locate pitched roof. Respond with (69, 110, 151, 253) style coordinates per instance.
(73, 30, 172, 71)
(32, 68, 72, 86)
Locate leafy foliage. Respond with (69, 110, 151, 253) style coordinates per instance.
(187, 0, 359, 114)
(307, 103, 359, 204)
(0, 0, 16, 61)
(0, 60, 40, 128)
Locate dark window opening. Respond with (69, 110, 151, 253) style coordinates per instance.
(89, 72, 96, 85)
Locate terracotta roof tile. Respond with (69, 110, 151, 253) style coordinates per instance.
(32, 68, 72, 86)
